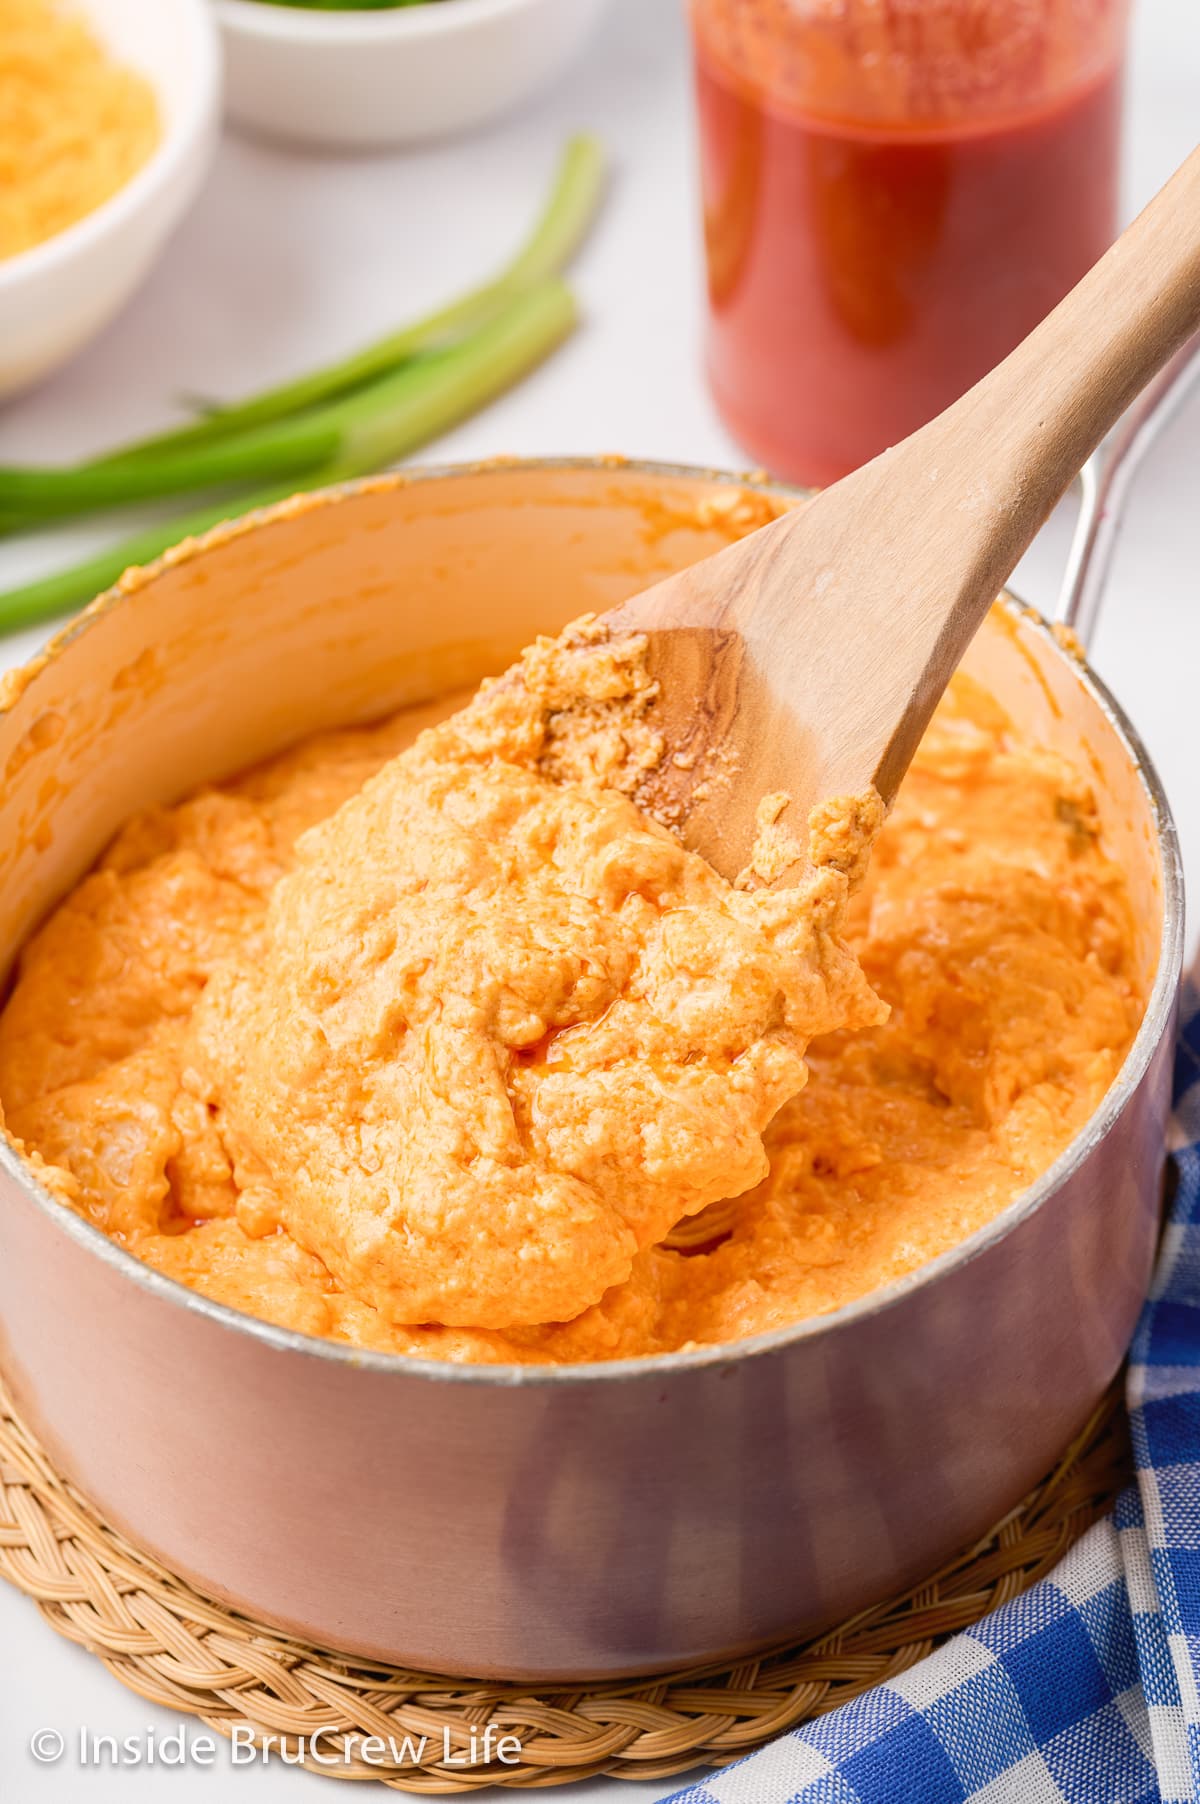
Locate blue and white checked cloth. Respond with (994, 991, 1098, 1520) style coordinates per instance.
(659, 985, 1200, 1804)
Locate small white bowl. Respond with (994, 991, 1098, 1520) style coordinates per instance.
(0, 0, 220, 400)
(214, 0, 610, 150)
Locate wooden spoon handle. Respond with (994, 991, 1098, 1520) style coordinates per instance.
(1058, 335, 1200, 645)
(605, 146, 1200, 881)
(882, 145, 1200, 612)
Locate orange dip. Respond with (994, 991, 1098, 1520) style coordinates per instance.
(0, 623, 1143, 1365)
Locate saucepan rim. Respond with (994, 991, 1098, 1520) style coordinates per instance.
(0, 456, 1184, 1389)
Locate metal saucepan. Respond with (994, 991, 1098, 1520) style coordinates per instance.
(0, 450, 1185, 1681)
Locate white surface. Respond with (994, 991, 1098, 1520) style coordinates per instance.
(0, 0, 220, 395)
(216, 0, 611, 149)
(0, 1, 1198, 1797)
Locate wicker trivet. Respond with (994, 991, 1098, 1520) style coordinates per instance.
(0, 1375, 1130, 1794)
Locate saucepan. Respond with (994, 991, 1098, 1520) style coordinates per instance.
(0, 381, 1191, 1681)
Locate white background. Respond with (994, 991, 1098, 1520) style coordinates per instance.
(1, 0, 1198, 1798)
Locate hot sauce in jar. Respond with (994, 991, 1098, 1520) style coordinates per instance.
(692, 0, 1129, 487)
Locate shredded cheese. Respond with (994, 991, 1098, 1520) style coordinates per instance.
(0, 0, 160, 261)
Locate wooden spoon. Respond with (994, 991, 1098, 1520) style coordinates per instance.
(606, 148, 1200, 881)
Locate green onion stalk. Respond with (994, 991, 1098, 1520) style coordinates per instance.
(0, 131, 603, 512)
(0, 278, 576, 634)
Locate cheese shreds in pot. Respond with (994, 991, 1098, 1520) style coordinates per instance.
(0, 0, 160, 260)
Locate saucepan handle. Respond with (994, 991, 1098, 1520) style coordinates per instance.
(1057, 332, 1200, 649)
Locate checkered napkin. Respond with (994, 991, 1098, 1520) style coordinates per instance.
(658, 985, 1200, 1804)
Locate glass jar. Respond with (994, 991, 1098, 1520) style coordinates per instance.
(690, 0, 1131, 487)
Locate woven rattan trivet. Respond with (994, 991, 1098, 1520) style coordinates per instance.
(0, 1375, 1130, 1794)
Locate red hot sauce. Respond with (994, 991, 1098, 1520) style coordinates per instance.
(692, 0, 1128, 488)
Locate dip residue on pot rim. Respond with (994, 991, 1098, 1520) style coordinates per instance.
(0, 617, 1145, 1364)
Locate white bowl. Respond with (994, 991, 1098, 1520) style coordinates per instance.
(0, 0, 220, 400)
(214, 0, 610, 150)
